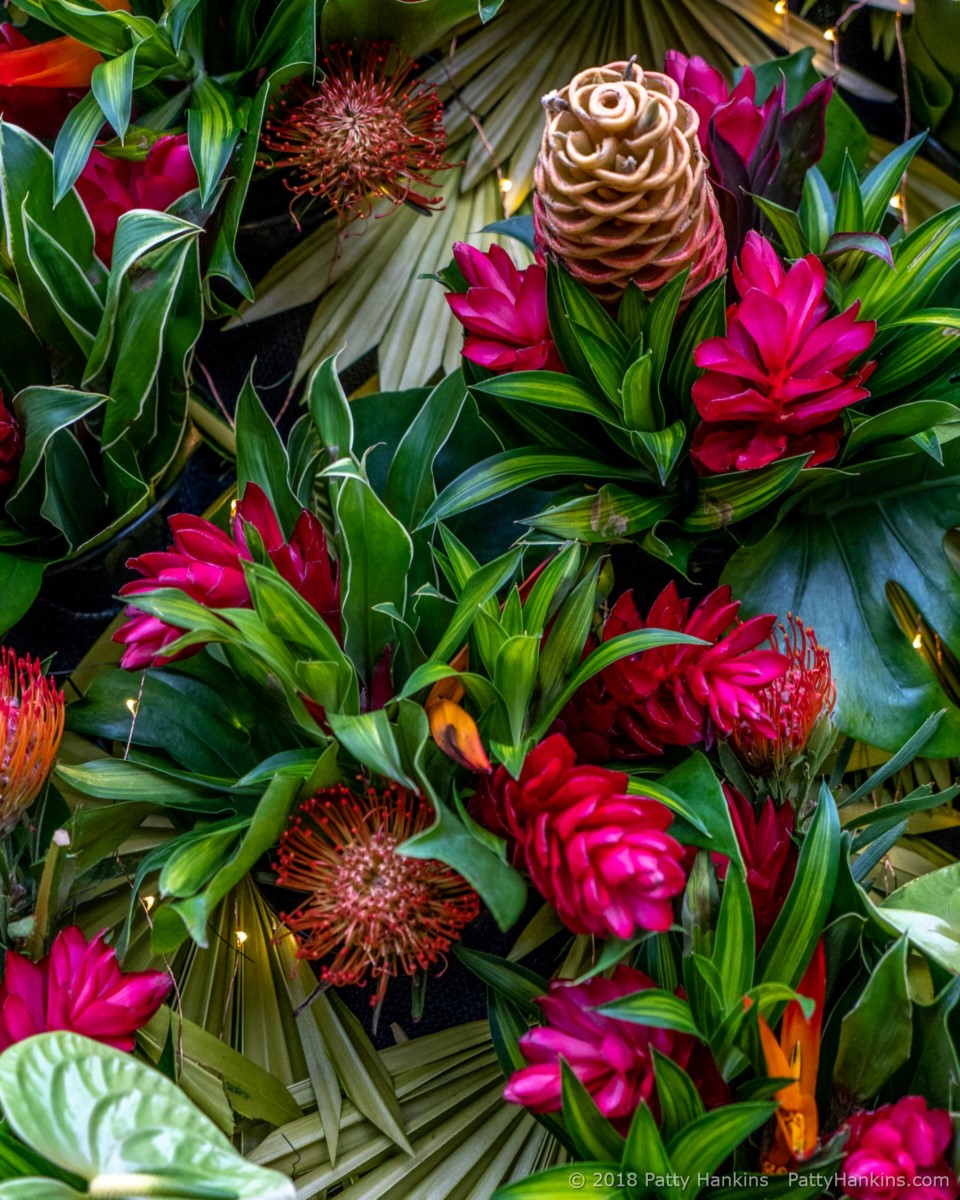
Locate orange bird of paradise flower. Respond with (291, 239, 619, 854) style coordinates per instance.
(754, 940, 826, 1173)
(0, 0, 131, 92)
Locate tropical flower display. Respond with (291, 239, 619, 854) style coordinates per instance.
(0, 3, 959, 1199)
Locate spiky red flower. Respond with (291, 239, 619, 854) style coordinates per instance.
(259, 42, 453, 224)
(729, 614, 835, 774)
(557, 583, 788, 760)
(0, 649, 64, 834)
(274, 783, 479, 1017)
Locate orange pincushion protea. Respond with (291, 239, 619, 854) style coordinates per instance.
(0, 649, 64, 833)
(274, 783, 479, 1017)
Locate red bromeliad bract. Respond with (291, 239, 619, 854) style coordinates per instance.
(0, 927, 170, 1052)
(690, 232, 876, 473)
(729, 613, 836, 773)
(274, 784, 479, 1020)
(76, 134, 199, 265)
(0, 648, 64, 834)
(114, 483, 339, 670)
(504, 966, 727, 1131)
(446, 242, 565, 374)
(838, 1097, 959, 1200)
(473, 733, 687, 939)
(0, 393, 22, 488)
(259, 42, 453, 224)
(558, 582, 788, 760)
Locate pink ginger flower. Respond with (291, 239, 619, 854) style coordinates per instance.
(0, 392, 21, 488)
(504, 966, 728, 1131)
(664, 52, 777, 168)
(691, 232, 876, 473)
(472, 733, 687, 939)
(446, 242, 564, 374)
(114, 484, 340, 670)
(0, 927, 170, 1052)
(76, 134, 198, 265)
(557, 583, 788, 760)
(839, 1097, 958, 1200)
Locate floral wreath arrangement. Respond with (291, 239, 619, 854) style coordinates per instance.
(0, 2, 960, 1200)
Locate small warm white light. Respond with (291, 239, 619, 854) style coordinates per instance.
(125, 698, 139, 716)
(774, 1, 787, 14)
(823, 26, 837, 41)
(499, 177, 513, 193)
(230, 498, 238, 520)
(912, 632, 923, 649)
(890, 192, 903, 211)
(235, 930, 248, 946)
(142, 895, 155, 912)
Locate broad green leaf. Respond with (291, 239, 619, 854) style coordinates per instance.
(621, 1104, 673, 1196)
(336, 475, 414, 684)
(751, 195, 807, 258)
(524, 486, 675, 542)
(307, 354, 354, 462)
(666, 1103, 778, 1188)
(724, 445, 960, 755)
(560, 1062, 626, 1163)
(843, 400, 960, 459)
(596, 989, 700, 1036)
(245, 0, 315, 72)
(861, 132, 926, 232)
(645, 752, 744, 869)
(849, 207, 960, 322)
(386, 370, 467, 528)
(880, 862, 960, 972)
(187, 77, 242, 205)
(712, 865, 755, 1009)
(235, 373, 301, 535)
(682, 456, 808, 532)
(419, 449, 647, 527)
(321, 0, 479, 60)
(52, 91, 108, 204)
(833, 937, 912, 1098)
(666, 278, 725, 419)
(799, 167, 835, 253)
(839, 711, 946, 809)
(0, 1032, 294, 1199)
(327, 709, 414, 789)
(651, 1051, 704, 1145)
(453, 946, 547, 1018)
(55, 760, 227, 811)
(90, 45, 136, 140)
(430, 544, 522, 664)
(631, 420, 687, 486)
(0, 555, 45, 637)
(473, 371, 616, 422)
(621, 352, 657, 431)
(756, 783, 840, 994)
(834, 151, 865, 233)
(23, 211, 103, 355)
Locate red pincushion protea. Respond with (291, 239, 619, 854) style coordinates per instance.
(0, 649, 64, 834)
(714, 786, 797, 947)
(557, 583, 788, 760)
(729, 614, 836, 774)
(274, 783, 479, 1020)
(504, 966, 728, 1131)
(690, 232, 876, 473)
(259, 42, 453, 224)
(839, 1097, 959, 1200)
(0, 927, 169, 1052)
(473, 734, 687, 938)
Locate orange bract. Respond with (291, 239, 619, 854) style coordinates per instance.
(0, 649, 64, 832)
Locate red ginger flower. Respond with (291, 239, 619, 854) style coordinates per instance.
(0, 392, 21, 488)
(0, 649, 64, 834)
(259, 42, 453, 224)
(729, 613, 836, 774)
(839, 1097, 958, 1200)
(0, 927, 170, 1052)
(714, 786, 797, 947)
(446, 242, 565, 374)
(114, 483, 340, 671)
(473, 733, 687, 939)
(690, 232, 876, 474)
(274, 783, 479, 1018)
(557, 583, 788, 760)
(504, 966, 727, 1131)
(76, 134, 199, 265)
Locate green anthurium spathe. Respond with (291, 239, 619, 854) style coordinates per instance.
(0, 1032, 294, 1199)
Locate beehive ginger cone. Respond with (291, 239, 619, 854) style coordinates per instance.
(534, 59, 727, 306)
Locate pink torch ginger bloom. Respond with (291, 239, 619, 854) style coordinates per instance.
(504, 966, 727, 1131)
(76, 134, 198, 265)
(839, 1097, 958, 1200)
(713, 786, 797, 947)
(114, 483, 340, 670)
(0, 927, 170, 1052)
(0, 392, 22, 488)
(446, 242, 564, 374)
(473, 733, 687, 938)
(558, 583, 788, 760)
(691, 232, 876, 473)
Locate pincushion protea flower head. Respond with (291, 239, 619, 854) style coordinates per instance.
(557, 583, 788, 760)
(729, 614, 836, 776)
(259, 42, 453, 224)
(690, 232, 876, 473)
(0, 649, 64, 833)
(274, 783, 479, 1020)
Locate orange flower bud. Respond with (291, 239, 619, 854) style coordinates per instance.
(427, 698, 491, 774)
(0, 649, 64, 834)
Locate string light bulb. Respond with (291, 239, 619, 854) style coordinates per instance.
(141, 895, 155, 912)
(125, 698, 139, 716)
(235, 930, 248, 946)
(774, 1, 787, 13)
(499, 177, 513, 194)
(890, 192, 903, 211)
(912, 631, 923, 650)
(823, 26, 837, 41)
